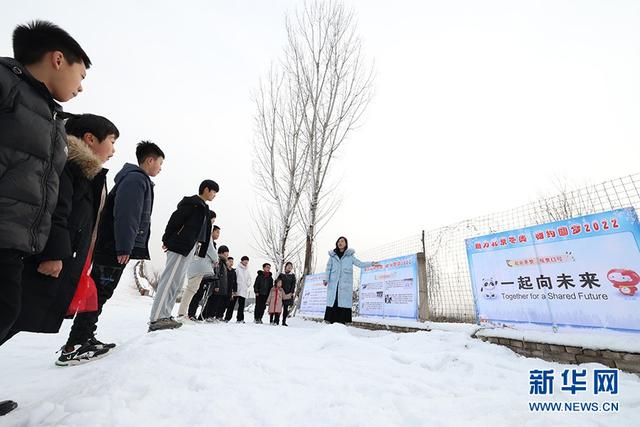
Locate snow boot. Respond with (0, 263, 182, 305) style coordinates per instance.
(0, 400, 17, 416)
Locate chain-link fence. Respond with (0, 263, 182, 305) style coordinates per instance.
(357, 173, 640, 323)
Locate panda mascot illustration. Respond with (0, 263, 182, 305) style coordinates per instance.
(480, 278, 498, 300)
(607, 269, 640, 296)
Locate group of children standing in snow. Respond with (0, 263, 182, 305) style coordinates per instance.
(0, 19, 299, 416)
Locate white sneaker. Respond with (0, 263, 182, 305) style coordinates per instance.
(176, 315, 195, 324)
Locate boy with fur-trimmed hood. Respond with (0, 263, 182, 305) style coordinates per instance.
(5, 114, 116, 367)
(61, 139, 164, 357)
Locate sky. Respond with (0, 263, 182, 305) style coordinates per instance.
(2, 0, 640, 274)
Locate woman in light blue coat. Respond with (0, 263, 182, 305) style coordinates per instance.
(323, 236, 377, 324)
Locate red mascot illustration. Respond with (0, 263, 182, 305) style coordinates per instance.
(607, 269, 640, 296)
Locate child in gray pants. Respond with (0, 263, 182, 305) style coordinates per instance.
(148, 180, 218, 331)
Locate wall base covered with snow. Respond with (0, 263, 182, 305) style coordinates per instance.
(303, 317, 640, 375)
(476, 335, 640, 374)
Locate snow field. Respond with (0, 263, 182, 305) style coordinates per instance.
(1, 282, 639, 426)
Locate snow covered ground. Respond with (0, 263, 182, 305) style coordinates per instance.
(1, 281, 640, 427)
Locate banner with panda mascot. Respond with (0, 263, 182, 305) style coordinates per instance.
(466, 208, 640, 334)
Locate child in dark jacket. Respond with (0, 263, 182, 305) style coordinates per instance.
(253, 263, 273, 323)
(267, 279, 284, 325)
(202, 245, 229, 322)
(0, 21, 91, 355)
(60, 140, 164, 362)
(6, 114, 116, 368)
(277, 262, 296, 326)
(0, 19, 91, 417)
(148, 180, 218, 332)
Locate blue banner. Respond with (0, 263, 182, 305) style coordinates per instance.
(466, 208, 640, 333)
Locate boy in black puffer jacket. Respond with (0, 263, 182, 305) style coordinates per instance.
(0, 20, 90, 350)
(0, 19, 91, 418)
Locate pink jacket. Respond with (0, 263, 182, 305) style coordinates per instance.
(267, 287, 283, 314)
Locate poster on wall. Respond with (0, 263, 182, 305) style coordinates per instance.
(359, 254, 419, 320)
(300, 273, 328, 315)
(466, 208, 640, 333)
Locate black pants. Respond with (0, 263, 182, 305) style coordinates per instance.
(203, 292, 226, 319)
(190, 277, 217, 319)
(282, 304, 291, 325)
(66, 262, 126, 346)
(225, 296, 246, 321)
(324, 294, 352, 324)
(214, 294, 229, 319)
(0, 250, 24, 346)
(269, 313, 280, 325)
(201, 290, 216, 319)
(188, 278, 206, 318)
(254, 294, 268, 321)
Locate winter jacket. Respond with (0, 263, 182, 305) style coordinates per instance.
(0, 57, 68, 254)
(325, 248, 373, 309)
(187, 240, 216, 279)
(93, 163, 154, 263)
(254, 271, 273, 296)
(13, 136, 107, 333)
(162, 195, 211, 257)
(277, 272, 297, 306)
(235, 263, 252, 299)
(212, 255, 229, 296)
(228, 267, 237, 294)
(267, 286, 284, 314)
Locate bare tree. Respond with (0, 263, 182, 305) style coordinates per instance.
(252, 1, 373, 283)
(252, 66, 310, 272)
(283, 1, 374, 279)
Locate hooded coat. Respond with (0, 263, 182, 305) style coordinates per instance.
(162, 195, 211, 257)
(13, 136, 107, 333)
(93, 162, 154, 263)
(325, 248, 373, 309)
(235, 263, 252, 299)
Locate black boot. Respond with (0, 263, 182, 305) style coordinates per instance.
(0, 400, 18, 416)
